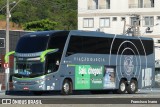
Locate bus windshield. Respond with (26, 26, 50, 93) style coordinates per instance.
(14, 62, 44, 78)
(15, 35, 49, 53)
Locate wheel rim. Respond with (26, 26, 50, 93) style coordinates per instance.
(120, 83, 126, 92)
(130, 82, 136, 92)
(63, 82, 70, 93)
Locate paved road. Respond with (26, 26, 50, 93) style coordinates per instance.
(0, 89, 160, 107)
(0, 88, 160, 100)
(0, 88, 160, 98)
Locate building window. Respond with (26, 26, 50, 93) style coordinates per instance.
(121, 17, 126, 21)
(130, 17, 140, 26)
(112, 17, 117, 21)
(157, 16, 160, 20)
(0, 38, 5, 48)
(88, 0, 98, 10)
(83, 18, 94, 28)
(88, 0, 110, 10)
(130, 17, 137, 26)
(129, 0, 154, 8)
(99, 18, 110, 27)
(144, 16, 154, 27)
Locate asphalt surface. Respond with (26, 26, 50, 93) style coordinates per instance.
(0, 88, 160, 107)
(0, 88, 160, 99)
(0, 88, 160, 97)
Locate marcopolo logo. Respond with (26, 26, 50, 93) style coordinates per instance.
(124, 56, 134, 75)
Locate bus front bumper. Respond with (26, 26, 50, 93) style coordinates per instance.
(12, 76, 57, 91)
(13, 83, 46, 91)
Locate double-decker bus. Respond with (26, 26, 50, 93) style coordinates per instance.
(6, 30, 154, 95)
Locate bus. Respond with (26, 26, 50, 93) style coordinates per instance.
(6, 30, 155, 95)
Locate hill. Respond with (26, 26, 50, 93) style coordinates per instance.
(0, 0, 77, 30)
(0, 20, 22, 30)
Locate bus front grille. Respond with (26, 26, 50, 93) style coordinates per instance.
(17, 81, 36, 85)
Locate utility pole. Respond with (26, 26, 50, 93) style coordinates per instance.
(5, 0, 10, 92)
(123, 19, 126, 35)
(6, 0, 10, 53)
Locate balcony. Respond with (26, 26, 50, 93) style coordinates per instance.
(88, 5, 110, 10)
(129, 3, 154, 8)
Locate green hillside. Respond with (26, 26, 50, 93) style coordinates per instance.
(0, 0, 77, 31)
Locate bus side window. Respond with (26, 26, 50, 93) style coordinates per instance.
(66, 36, 83, 56)
(46, 54, 60, 73)
(47, 61, 59, 73)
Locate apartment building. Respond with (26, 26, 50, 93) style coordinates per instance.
(78, 0, 160, 56)
(78, 0, 160, 87)
(78, 0, 160, 36)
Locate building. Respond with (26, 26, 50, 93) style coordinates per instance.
(78, 0, 160, 59)
(78, 0, 160, 36)
(78, 0, 160, 87)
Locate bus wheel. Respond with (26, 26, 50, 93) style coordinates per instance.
(61, 79, 72, 95)
(117, 79, 127, 94)
(127, 79, 138, 94)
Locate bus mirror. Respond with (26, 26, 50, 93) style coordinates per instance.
(40, 49, 59, 62)
(4, 51, 15, 63)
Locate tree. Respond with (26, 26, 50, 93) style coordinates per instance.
(0, 0, 17, 20)
(0, 0, 77, 30)
(23, 19, 57, 31)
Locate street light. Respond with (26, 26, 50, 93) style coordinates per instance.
(0, 1, 16, 11)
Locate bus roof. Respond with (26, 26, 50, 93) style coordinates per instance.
(70, 30, 153, 41)
(22, 30, 69, 37)
(22, 30, 153, 41)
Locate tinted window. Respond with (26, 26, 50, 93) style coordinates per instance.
(67, 35, 153, 56)
(47, 31, 69, 71)
(45, 53, 61, 73)
(128, 39, 153, 55)
(141, 40, 153, 55)
(82, 36, 112, 54)
(111, 38, 153, 55)
(66, 36, 112, 55)
(111, 38, 127, 55)
(48, 31, 69, 52)
(67, 36, 83, 55)
(16, 35, 49, 53)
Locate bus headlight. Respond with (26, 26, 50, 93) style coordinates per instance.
(35, 77, 50, 84)
(36, 79, 45, 84)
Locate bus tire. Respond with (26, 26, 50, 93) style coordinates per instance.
(117, 79, 127, 94)
(127, 79, 138, 94)
(61, 79, 72, 95)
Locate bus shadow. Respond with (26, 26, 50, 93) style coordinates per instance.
(6, 90, 152, 96)
(7, 90, 114, 96)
